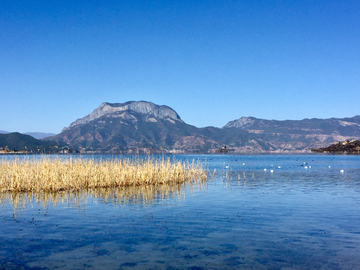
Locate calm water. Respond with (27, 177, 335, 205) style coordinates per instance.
(1, 154, 360, 269)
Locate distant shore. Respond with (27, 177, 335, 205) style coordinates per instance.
(311, 140, 360, 154)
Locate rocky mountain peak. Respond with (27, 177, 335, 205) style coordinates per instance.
(63, 101, 183, 131)
(223, 116, 257, 128)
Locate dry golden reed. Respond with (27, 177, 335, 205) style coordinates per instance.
(0, 157, 208, 193)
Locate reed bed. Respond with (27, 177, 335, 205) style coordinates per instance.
(0, 157, 208, 193)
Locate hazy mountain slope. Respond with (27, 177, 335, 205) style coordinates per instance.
(25, 132, 56, 139)
(224, 116, 360, 136)
(222, 116, 360, 152)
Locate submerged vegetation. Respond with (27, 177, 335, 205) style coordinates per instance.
(0, 157, 208, 193)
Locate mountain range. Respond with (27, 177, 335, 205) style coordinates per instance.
(44, 101, 360, 154)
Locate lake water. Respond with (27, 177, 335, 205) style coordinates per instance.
(1, 154, 360, 269)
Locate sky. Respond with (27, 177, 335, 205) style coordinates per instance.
(1, 0, 360, 134)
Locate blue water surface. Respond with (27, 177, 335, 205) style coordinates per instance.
(1, 154, 360, 269)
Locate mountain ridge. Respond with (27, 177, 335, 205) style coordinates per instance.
(45, 101, 360, 154)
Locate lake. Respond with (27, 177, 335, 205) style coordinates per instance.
(1, 154, 360, 269)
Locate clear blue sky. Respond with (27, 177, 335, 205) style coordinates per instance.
(1, 0, 359, 133)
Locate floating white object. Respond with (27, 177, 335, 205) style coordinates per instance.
(225, 165, 229, 169)
(270, 170, 274, 173)
(329, 166, 331, 168)
(340, 170, 344, 173)
(305, 166, 308, 169)
(309, 166, 311, 168)
(278, 166, 281, 168)
(243, 163, 245, 165)
(264, 169, 267, 171)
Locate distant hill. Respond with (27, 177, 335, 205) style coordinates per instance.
(45, 101, 360, 154)
(0, 131, 56, 139)
(0, 132, 62, 153)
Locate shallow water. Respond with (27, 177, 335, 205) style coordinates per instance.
(1, 154, 360, 269)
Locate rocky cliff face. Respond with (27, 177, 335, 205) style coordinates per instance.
(64, 101, 183, 131)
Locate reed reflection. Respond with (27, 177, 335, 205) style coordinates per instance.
(0, 178, 207, 213)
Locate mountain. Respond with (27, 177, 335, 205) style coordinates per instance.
(47, 101, 220, 153)
(45, 101, 360, 153)
(0, 132, 62, 153)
